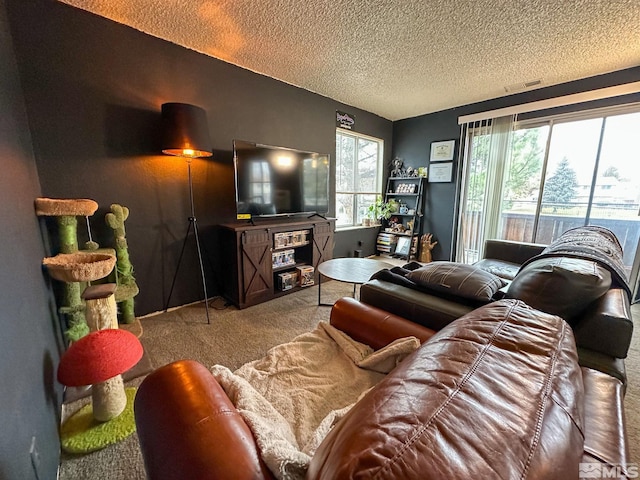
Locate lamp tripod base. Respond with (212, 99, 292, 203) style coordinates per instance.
(164, 216, 210, 324)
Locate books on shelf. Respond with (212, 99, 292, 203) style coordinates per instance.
(376, 232, 397, 253)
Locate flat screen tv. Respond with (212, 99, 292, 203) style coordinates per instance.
(233, 140, 330, 219)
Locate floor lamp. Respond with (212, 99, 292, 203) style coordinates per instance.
(161, 102, 212, 323)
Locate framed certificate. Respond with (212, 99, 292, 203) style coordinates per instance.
(428, 162, 453, 183)
(430, 140, 455, 162)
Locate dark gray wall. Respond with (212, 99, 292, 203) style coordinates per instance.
(333, 226, 380, 259)
(0, 0, 64, 478)
(393, 67, 640, 261)
(6, 0, 393, 316)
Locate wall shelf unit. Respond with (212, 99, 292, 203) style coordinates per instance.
(376, 176, 425, 261)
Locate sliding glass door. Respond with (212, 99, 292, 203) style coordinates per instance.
(457, 106, 640, 297)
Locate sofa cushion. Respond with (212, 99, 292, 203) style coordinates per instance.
(473, 257, 520, 280)
(506, 256, 611, 323)
(307, 300, 585, 480)
(406, 261, 506, 302)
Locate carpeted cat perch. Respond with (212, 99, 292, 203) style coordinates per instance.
(58, 329, 143, 453)
(42, 251, 116, 341)
(35, 197, 99, 255)
(43, 253, 116, 283)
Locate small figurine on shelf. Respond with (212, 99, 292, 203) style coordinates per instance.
(406, 220, 414, 233)
(389, 217, 406, 233)
(419, 233, 438, 263)
(390, 157, 404, 177)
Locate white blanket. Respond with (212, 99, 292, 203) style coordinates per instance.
(211, 322, 420, 479)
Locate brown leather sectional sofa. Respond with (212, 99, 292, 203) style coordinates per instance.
(134, 296, 630, 479)
(134, 227, 632, 479)
(361, 236, 633, 384)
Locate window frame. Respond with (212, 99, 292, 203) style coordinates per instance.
(335, 129, 384, 229)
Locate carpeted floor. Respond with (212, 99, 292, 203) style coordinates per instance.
(58, 282, 640, 479)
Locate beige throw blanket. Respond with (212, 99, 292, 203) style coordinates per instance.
(211, 322, 420, 479)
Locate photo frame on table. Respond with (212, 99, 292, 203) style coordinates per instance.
(395, 236, 410, 256)
(430, 140, 455, 162)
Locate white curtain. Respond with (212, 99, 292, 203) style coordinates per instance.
(454, 115, 516, 263)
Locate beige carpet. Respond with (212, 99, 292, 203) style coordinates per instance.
(58, 282, 640, 479)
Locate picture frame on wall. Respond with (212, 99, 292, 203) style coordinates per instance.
(430, 140, 455, 162)
(428, 162, 453, 183)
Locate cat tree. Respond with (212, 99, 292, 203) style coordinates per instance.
(36, 198, 115, 340)
(37, 198, 139, 337)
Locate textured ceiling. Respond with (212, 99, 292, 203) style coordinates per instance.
(59, 0, 640, 121)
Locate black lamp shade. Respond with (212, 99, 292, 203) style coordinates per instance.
(161, 103, 213, 158)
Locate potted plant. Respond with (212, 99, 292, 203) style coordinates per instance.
(366, 197, 393, 225)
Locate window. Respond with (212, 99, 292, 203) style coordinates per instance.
(456, 104, 640, 294)
(335, 130, 384, 228)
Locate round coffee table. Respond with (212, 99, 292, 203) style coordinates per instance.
(317, 258, 393, 306)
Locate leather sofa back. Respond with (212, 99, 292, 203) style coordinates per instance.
(505, 254, 633, 368)
(483, 239, 546, 265)
(360, 279, 476, 330)
(308, 299, 585, 480)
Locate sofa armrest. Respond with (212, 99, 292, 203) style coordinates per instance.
(572, 288, 633, 359)
(483, 239, 546, 265)
(330, 297, 435, 349)
(581, 367, 629, 471)
(134, 360, 274, 480)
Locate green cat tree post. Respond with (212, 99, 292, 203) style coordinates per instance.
(55, 215, 85, 338)
(106, 204, 139, 323)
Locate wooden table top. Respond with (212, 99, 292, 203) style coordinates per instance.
(317, 258, 393, 284)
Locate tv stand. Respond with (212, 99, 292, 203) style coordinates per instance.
(220, 217, 335, 309)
